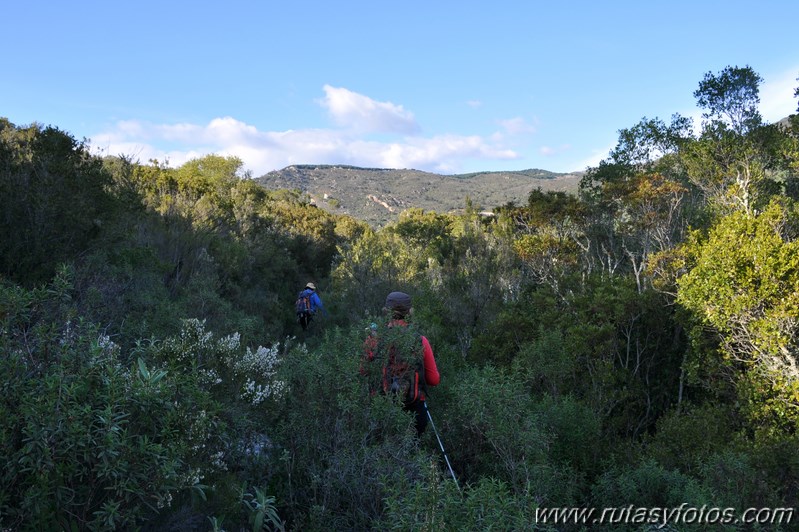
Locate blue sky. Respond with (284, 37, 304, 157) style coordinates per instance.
(3, 1, 798, 176)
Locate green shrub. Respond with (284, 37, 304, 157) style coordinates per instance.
(381, 475, 547, 531)
(267, 323, 434, 530)
(0, 274, 202, 529)
(644, 403, 737, 474)
(743, 435, 799, 508)
(698, 450, 782, 511)
(532, 394, 603, 479)
(591, 459, 712, 531)
(432, 365, 586, 505)
(0, 274, 288, 530)
(513, 326, 577, 397)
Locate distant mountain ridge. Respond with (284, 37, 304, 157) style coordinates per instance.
(255, 165, 584, 226)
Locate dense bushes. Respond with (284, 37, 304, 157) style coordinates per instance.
(0, 271, 302, 530)
(0, 120, 114, 285)
(240, 322, 440, 529)
(0, 271, 212, 529)
(2, 105, 799, 529)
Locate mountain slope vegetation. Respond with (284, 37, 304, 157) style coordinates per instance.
(2, 65, 799, 530)
(256, 164, 582, 226)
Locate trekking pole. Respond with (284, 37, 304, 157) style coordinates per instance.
(423, 402, 461, 492)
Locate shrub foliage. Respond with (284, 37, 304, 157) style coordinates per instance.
(2, 71, 799, 530)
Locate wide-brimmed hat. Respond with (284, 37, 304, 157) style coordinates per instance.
(306, 282, 316, 290)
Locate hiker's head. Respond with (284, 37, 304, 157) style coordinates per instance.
(385, 291, 412, 319)
(306, 282, 316, 291)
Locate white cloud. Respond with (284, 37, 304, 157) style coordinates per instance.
(86, 86, 531, 176)
(572, 144, 615, 171)
(318, 85, 420, 134)
(760, 66, 799, 122)
(363, 135, 518, 172)
(539, 144, 571, 157)
(88, 116, 518, 176)
(467, 99, 482, 108)
(498, 117, 537, 135)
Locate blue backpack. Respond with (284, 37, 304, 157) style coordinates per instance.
(295, 289, 313, 316)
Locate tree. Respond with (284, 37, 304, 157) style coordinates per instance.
(508, 189, 586, 297)
(580, 115, 693, 196)
(0, 120, 114, 285)
(677, 199, 799, 436)
(683, 66, 789, 215)
(440, 210, 520, 356)
(694, 65, 763, 136)
(795, 74, 799, 112)
(612, 173, 690, 292)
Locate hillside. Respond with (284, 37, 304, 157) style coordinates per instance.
(255, 165, 583, 226)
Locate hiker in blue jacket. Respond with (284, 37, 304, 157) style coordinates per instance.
(296, 282, 326, 330)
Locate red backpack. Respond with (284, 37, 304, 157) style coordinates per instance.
(371, 323, 425, 404)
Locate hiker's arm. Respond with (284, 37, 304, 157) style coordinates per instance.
(312, 293, 328, 316)
(421, 336, 440, 386)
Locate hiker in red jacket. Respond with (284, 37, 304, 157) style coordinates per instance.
(364, 291, 440, 436)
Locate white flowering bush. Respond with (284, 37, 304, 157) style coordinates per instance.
(143, 319, 290, 508)
(157, 319, 285, 407)
(236, 345, 286, 405)
(218, 331, 241, 352)
(0, 278, 213, 530)
(160, 318, 215, 367)
(0, 272, 291, 530)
